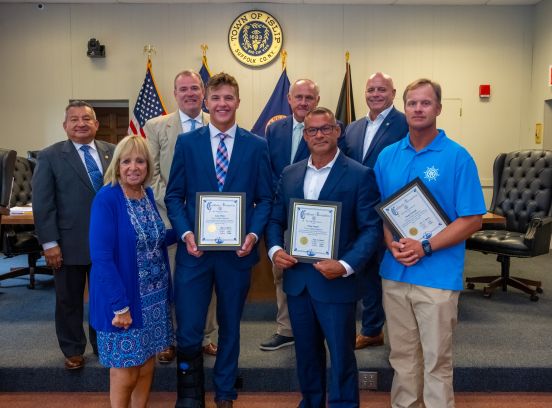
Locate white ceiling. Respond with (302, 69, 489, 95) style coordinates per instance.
(0, 0, 542, 5)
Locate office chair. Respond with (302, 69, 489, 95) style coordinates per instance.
(1, 156, 53, 289)
(466, 150, 552, 301)
(0, 148, 17, 217)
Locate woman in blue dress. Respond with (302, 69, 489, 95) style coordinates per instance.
(89, 135, 175, 407)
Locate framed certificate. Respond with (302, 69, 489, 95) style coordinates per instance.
(286, 199, 341, 263)
(195, 192, 245, 250)
(377, 178, 450, 241)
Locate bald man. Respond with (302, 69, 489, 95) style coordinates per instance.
(343, 72, 408, 349)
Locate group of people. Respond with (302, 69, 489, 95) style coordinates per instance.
(31, 68, 486, 408)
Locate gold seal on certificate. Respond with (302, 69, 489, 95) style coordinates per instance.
(195, 192, 246, 250)
(286, 199, 341, 263)
(376, 177, 450, 241)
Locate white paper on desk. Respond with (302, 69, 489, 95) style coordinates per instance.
(9, 206, 33, 214)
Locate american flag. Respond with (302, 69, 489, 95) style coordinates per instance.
(128, 58, 167, 137)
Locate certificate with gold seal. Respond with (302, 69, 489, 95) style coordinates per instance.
(195, 192, 245, 250)
(376, 178, 450, 241)
(286, 199, 341, 263)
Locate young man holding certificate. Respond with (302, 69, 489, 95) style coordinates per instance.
(374, 79, 486, 408)
(266, 107, 382, 408)
(165, 72, 272, 408)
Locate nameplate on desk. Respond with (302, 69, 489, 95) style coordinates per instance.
(9, 206, 33, 215)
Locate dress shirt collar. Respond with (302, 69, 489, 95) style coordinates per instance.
(179, 110, 203, 126)
(71, 139, 97, 152)
(307, 149, 341, 171)
(292, 116, 304, 130)
(208, 123, 237, 139)
(367, 105, 393, 124)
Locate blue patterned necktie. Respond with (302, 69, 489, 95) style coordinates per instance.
(190, 119, 197, 131)
(215, 133, 229, 192)
(80, 145, 103, 191)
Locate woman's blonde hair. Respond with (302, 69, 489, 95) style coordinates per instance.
(103, 135, 153, 187)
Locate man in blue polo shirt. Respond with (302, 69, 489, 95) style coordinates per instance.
(374, 78, 486, 408)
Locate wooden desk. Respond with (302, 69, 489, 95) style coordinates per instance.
(482, 212, 506, 225)
(1, 212, 34, 225)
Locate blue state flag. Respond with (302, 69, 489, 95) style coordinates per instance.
(251, 68, 291, 137)
(199, 55, 211, 113)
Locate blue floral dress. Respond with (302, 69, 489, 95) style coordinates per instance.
(97, 195, 174, 368)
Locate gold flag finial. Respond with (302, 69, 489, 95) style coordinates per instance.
(201, 44, 208, 58)
(280, 50, 288, 70)
(345, 51, 350, 63)
(144, 44, 156, 60)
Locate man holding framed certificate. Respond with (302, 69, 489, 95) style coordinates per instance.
(374, 79, 486, 408)
(165, 73, 273, 408)
(266, 107, 382, 408)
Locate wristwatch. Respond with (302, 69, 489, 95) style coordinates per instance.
(421, 239, 433, 257)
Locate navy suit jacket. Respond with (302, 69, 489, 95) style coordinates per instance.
(266, 115, 346, 190)
(165, 125, 273, 269)
(266, 152, 382, 303)
(343, 107, 408, 169)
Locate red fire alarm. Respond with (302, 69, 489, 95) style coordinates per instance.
(479, 84, 491, 98)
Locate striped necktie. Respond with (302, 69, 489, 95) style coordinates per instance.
(80, 145, 103, 191)
(215, 133, 229, 192)
(190, 118, 197, 131)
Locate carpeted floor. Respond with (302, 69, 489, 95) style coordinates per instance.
(1, 251, 551, 392)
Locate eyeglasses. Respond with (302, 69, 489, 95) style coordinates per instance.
(304, 125, 336, 137)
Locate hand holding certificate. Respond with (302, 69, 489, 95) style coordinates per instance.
(376, 178, 450, 241)
(195, 193, 245, 250)
(286, 199, 341, 263)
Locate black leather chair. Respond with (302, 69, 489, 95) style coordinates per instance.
(1, 156, 53, 289)
(26, 150, 40, 172)
(466, 150, 552, 301)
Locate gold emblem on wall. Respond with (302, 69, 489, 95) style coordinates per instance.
(228, 10, 283, 67)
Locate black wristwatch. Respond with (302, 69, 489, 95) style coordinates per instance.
(421, 239, 433, 257)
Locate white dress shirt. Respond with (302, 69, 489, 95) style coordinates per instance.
(179, 110, 205, 133)
(362, 105, 393, 159)
(269, 150, 354, 276)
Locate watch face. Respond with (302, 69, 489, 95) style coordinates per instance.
(422, 240, 432, 256)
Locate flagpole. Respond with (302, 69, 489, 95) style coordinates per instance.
(345, 51, 352, 124)
(201, 44, 212, 76)
(280, 50, 287, 71)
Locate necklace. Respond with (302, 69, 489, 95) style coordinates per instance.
(122, 185, 161, 258)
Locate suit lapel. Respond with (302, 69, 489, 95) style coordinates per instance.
(319, 153, 348, 200)
(354, 119, 368, 162)
(95, 140, 112, 171)
(222, 127, 245, 190)
(197, 127, 219, 191)
(62, 140, 95, 192)
(294, 138, 308, 164)
(364, 108, 396, 164)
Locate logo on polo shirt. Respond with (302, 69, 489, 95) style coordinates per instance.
(228, 10, 283, 67)
(424, 165, 440, 182)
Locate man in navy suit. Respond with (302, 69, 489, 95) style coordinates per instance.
(260, 78, 320, 351)
(266, 107, 382, 408)
(165, 73, 273, 408)
(343, 72, 408, 350)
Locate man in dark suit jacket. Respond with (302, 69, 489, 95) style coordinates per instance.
(165, 73, 272, 408)
(266, 107, 381, 408)
(32, 100, 114, 370)
(262, 79, 346, 352)
(343, 72, 408, 350)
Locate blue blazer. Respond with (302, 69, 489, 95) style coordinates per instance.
(89, 184, 175, 332)
(165, 125, 273, 269)
(266, 115, 346, 190)
(343, 107, 408, 169)
(265, 152, 382, 303)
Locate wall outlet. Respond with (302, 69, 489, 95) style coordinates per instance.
(358, 371, 378, 390)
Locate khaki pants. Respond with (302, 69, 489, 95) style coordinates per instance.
(168, 244, 218, 346)
(272, 264, 293, 337)
(382, 279, 459, 408)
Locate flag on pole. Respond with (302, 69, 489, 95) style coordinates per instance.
(251, 51, 291, 137)
(199, 44, 212, 113)
(335, 51, 356, 126)
(128, 58, 167, 137)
